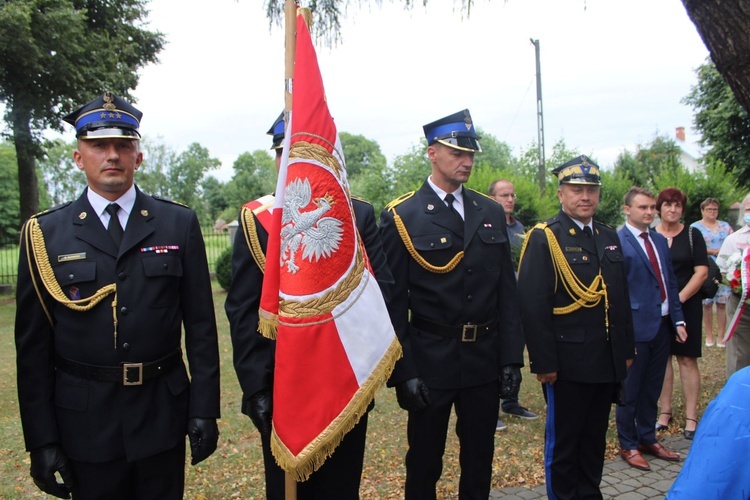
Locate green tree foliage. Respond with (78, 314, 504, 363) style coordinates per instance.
(221, 150, 277, 221)
(138, 136, 176, 198)
(613, 134, 682, 188)
(37, 139, 84, 206)
(652, 160, 741, 225)
(683, 60, 750, 188)
(215, 246, 233, 291)
(389, 141, 431, 198)
(0, 141, 20, 243)
(168, 143, 220, 223)
(340, 131, 391, 214)
(0, 0, 165, 223)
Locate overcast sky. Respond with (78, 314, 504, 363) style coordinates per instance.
(133, 0, 710, 181)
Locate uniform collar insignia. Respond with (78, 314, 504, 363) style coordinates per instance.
(79, 212, 87, 220)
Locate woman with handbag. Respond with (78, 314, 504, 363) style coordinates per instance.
(654, 188, 708, 439)
(691, 197, 734, 347)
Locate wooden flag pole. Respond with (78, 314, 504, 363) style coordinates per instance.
(283, 0, 297, 498)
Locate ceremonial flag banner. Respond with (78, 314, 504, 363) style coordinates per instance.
(258, 10, 401, 481)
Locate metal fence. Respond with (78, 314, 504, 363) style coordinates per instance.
(0, 226, 233, 288)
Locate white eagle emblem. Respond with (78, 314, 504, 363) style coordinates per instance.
(280, 178, 344, 274)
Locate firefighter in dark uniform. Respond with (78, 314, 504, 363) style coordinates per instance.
(225, 113, 394, 499)
(517, 156, 634, 499)
(15, 93, 220, 499)
(378, 109, 525, 499)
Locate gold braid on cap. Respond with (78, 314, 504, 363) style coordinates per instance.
(24, 217, 119, 345)
(241, 206, 266, 273)
(386, 192, 464, 274)
(519, 222, 609, 335)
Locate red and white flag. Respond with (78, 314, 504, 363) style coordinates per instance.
(258, 10, 400, 481)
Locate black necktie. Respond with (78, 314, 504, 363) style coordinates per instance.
(444, 193, 463, 222)
(583, 226, 593, 238)
(105, 203, 124, 248)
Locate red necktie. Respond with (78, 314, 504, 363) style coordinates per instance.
(640, 232, 666, 302)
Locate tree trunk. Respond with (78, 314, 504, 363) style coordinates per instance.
(682, 0, 750, 114)
(12, 103, 40, 225)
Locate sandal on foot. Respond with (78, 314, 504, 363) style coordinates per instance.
(656, 412, 673, 431)
(705, 340, 715, 347)
(684, 418, 698, 440)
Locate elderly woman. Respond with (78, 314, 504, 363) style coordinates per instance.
(654, 188, 708, 439)
(692, 198, 734, 347)
(717, 194, 750, 377)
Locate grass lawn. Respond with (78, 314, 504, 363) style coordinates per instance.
(0, 288, 729, 498)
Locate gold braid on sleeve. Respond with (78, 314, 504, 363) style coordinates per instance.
(241, 206, 266, 273)
(389, 206, 464, 274)
(26, 218, 118, 342)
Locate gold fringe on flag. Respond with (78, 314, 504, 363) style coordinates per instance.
(270, 336, 402, 481)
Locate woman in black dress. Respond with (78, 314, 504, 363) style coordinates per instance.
(654, 188, 708, 439)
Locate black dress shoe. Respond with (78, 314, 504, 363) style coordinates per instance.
(655, 412, 673, 431)
(684, 418, 697, 440)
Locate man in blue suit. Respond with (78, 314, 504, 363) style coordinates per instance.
(617, 186, 687, 471)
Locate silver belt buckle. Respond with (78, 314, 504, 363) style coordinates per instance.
(123, 363, 143, 385)
(462, 324, 478, 342)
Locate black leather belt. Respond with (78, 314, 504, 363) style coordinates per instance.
(55, 349, 182, 386)
(411, 316, 497, 342)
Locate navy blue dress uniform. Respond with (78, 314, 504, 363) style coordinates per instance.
(224, 114, 394, 499)
(15, 93, 220, 499)
(379, 110, 525, 499)
(517, 156, 634, 499)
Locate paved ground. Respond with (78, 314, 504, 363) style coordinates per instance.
(489, 434, 692, 499)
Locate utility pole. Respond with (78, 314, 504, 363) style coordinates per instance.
(530, 38, 546, 192)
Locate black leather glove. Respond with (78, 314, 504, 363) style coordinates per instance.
(29, 445, 74, 499)
(395, 377, 432, 412)
(248, 389, 273, 439)
(500, 365, 522, 399)
(187, 418, 219, 466)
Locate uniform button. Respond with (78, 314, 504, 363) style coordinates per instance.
(467, 268, 473, 274)
(467, 295, 473, 301)
(120, 307, 128, 315)
(163, 263, 169, 269)
(430, 243, 435, 248)
(118, 272, 127, 281)
(122, 343, 131, 351)
(68, 274, 74, 280)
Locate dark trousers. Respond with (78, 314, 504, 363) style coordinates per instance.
(616, 319, 671, 450)
(404, 380, 499, 500)
(543, 380, 615, 500)
(69, 441, 185, 500)
(261, 412, 369, 499)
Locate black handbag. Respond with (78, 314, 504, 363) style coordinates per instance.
(688, 226, 721, 299)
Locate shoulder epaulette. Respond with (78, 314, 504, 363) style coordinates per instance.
(385, 191, 415, 212)
(532, 221, 550, 230)
(154, 196, 189, 208)
(466, 188, 493, 200)
(240, 206, 266, 273)
(594, 220, 613, 229)
(351, 195, 372, 206)
(31, 201, 72, 219)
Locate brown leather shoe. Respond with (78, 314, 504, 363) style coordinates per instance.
(638, 442, 680, 461)
(620, 449, 651, 470)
